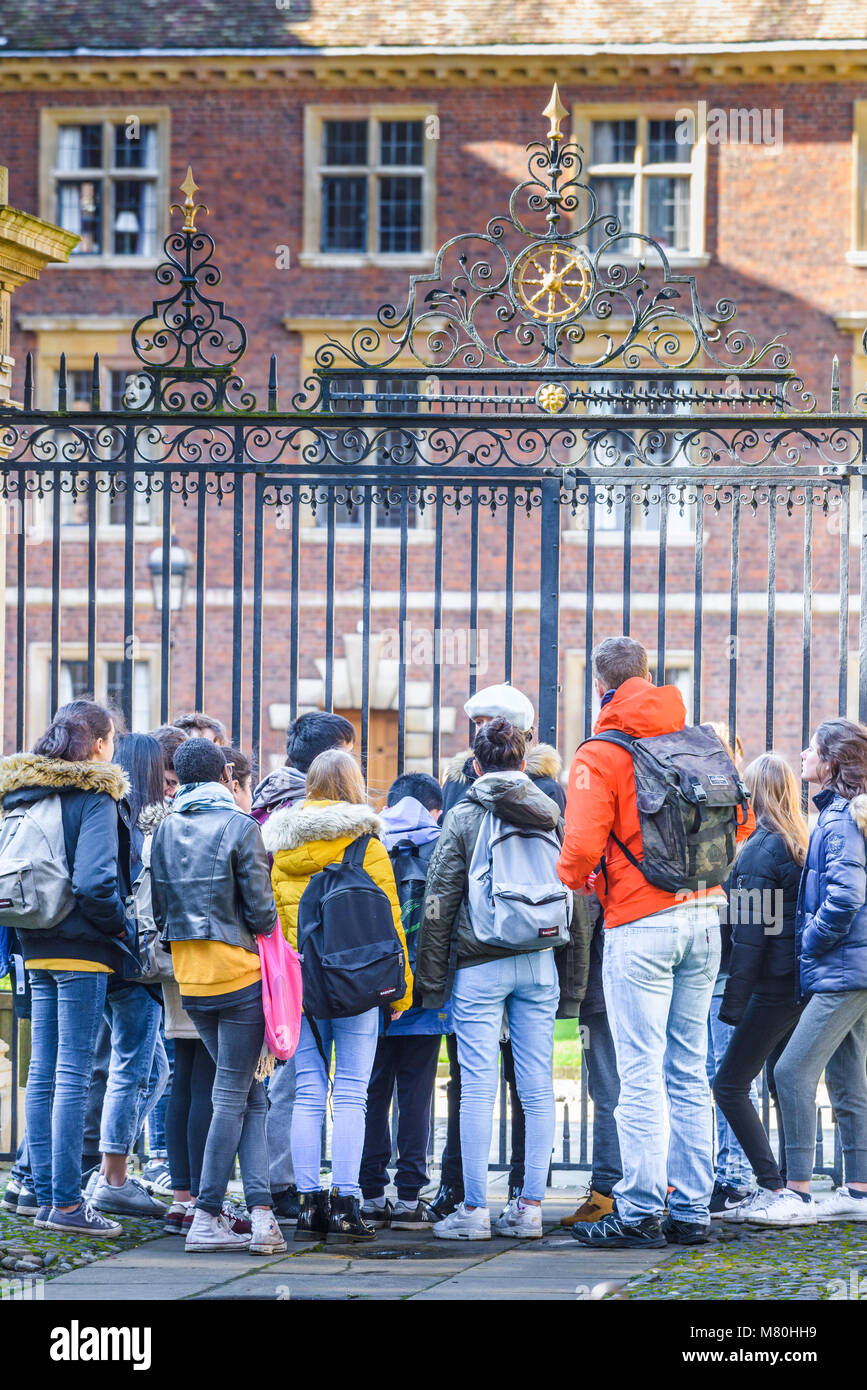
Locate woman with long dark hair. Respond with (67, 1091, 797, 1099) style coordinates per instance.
(748, 719, 867, 1227)
(0, 700, 135, 1237)
(89, 732, 171, 1220)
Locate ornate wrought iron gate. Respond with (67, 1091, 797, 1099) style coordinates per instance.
(0, 90, 860, 1177)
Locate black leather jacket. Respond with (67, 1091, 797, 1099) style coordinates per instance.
(151, 797, 276, 951)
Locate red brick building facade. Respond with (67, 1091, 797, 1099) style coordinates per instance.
(1, 4, 866, 787)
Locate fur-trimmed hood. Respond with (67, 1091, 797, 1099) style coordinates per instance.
(441, 742, 563, 786)
(262, 798, 382, 855)
(0, 752, 130, 804)
(850, 794, 867, 835)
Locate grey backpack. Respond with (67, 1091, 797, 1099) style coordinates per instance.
(468, 811, 573, 950)
(0, 795, 75, 931)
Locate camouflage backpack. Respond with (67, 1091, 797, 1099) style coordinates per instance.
(583, 725, 751, 894)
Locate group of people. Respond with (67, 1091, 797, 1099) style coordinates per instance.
(2, 631, 867, 1257)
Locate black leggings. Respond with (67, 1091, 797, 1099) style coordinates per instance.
(712, 997, 803, 1190)
(165, 1037, 216, 1196)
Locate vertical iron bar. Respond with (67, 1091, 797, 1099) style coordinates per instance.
(397, 488, 409, 778)
(728, 487, 740, 750)
(583, 483, 596, 739)
(323, 486, 335, 712)
(49, 473, 62, 721)
(289, 486, 300, 725)
(431, 490, 444, 780)
(122, 427, 135, 729)
(538, 477, 561, 747)
(861, 454, 867, 722)
(693, 487, 704, 724)
(251, 473, 265, 777)
(15, 469, 27, 751)
(360, 488, 372, 782)
(504, 489, 516, 682)
(194, 475, 207, 712)
(766, 486, 777, 749)
(468, 486, 479, 741)
(86, 472, 97, 697)
(655, 489, 668, 684)
(622, 480, 632, 634)
(159, 474, 172, 726)
(231, 452, 245, 746)
(839, 481, 850, 715)
(802, 487, 814, 813)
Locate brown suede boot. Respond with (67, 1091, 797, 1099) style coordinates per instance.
(560, 1190, 615, 1226)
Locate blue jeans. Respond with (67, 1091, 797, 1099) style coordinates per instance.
(291, 1010, 379, 1198)
(100, 986, 167, 1155)
(266, 1056, 296, 1192)
(602, 903, 721, 1226)
(581, 1009, 622, 1196)
(452, 951, 560, 1208)
(147, 1029, 174, 1157)
(706, 996, 757, 1188)
(26, 970, 108, 1209)
(186, 990, 271, 1215)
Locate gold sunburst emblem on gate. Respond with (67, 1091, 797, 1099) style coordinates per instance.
(512, 242, 594, 323)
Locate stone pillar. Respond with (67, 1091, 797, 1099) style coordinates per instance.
(0, 167, 79, 746)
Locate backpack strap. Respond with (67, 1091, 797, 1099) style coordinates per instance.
(342, 833, 372, 868)
(580, 731, 644, 873)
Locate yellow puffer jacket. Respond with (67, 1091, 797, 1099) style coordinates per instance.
(261, 798, 413, 1012)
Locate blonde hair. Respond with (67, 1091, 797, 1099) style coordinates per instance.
(739, 752, 809, 867)
(305, 748, 366, 804)
(707, 720, 744, 766)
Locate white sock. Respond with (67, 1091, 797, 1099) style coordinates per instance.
(367, 1195, 387, 1210)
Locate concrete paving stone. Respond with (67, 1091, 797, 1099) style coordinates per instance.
(193, 1275, 438, 1300)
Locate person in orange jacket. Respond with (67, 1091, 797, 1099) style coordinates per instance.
(557, 636, 725, 1252)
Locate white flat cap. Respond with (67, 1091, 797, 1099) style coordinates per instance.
(463, 684, 535, 732)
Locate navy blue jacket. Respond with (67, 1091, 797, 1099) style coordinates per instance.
(797, 786, 867, 996)
(0, 753, 135, 973)
(718, 824, 803, 1025)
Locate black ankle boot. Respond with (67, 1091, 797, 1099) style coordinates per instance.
(294, 1189, 331, 1242)
(326, 1188, 376, 1244)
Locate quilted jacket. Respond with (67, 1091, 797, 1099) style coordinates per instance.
(797, 787, 867, 995)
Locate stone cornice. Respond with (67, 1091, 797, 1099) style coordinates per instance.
(4, 46, 867, 89)
(0, 208, 79, 289)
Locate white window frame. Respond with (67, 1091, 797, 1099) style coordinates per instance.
(302, 105, 436, 268)
(28, 643, 161, 741)
(40, 107, 170, 268)
(572, 105, 709, 268)
(563, 649, 695, 763)
(849, 101, 867, 265)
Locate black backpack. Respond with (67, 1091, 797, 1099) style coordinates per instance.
(296, 833, 408, 1020)
(389, 837, 437, 1007)
(583, 724, 750, 894)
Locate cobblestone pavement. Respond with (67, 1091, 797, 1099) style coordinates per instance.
(622, 1219, 867, 1301)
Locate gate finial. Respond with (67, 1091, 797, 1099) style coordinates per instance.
(171, 166, 208, 233)
(542, 84, 567, 143)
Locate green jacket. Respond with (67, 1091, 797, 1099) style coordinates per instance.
(416, 770, 591, 1015)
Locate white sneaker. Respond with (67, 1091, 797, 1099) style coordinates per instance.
(185, 1207, 252, 1252)
(493, 1197, 543, 1239)
(746, 1189, 817, 1226)
(720, 1188, 774, 1224)
(814, 1187, 867, 1222)
(249, 1207, 288, 1255)
(432, 1202, 491, 1241)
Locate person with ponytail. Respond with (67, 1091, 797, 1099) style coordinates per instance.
(747, 720, 867, 1227)
(0, 700, 136, 1238)
(710, 753, 808, 1220)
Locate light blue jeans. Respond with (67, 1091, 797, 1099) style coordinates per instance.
(291, 1010, 379, 1198)
(452, 950, 560, 1208)
(26, 969, 108, 1209)
(706, 996, 758, 1189)
(100, 985, 168, 1154)
(602, 903, 721, 1226)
